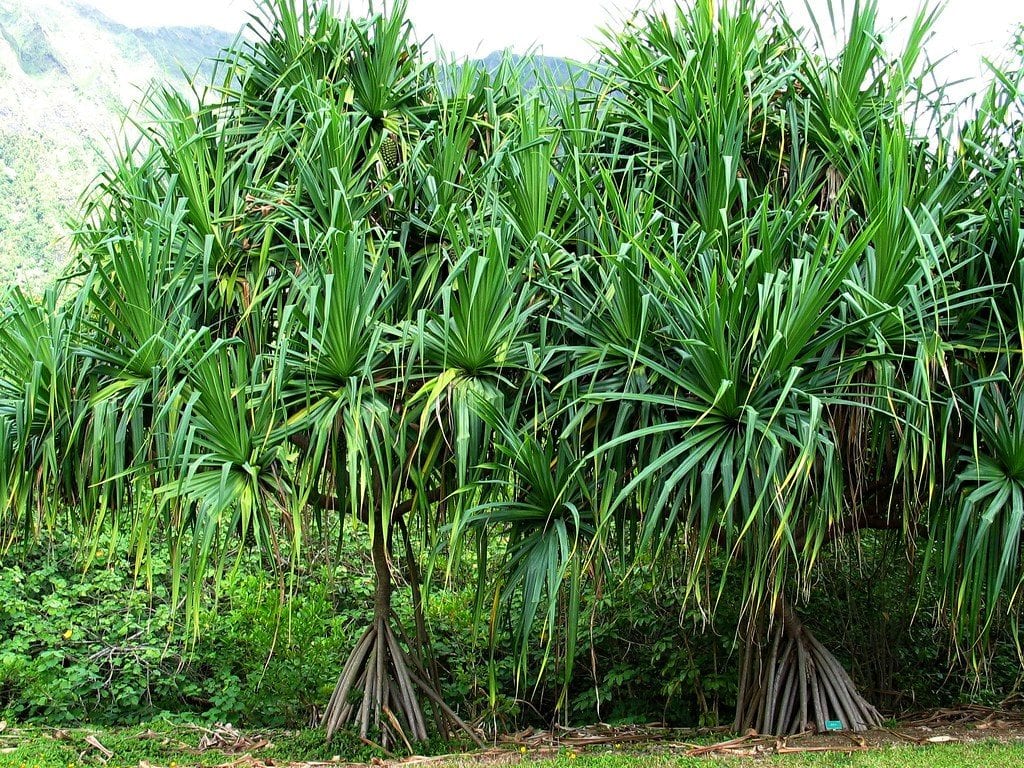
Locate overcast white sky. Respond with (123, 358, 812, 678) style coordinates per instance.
(82, 0, 1022, 81)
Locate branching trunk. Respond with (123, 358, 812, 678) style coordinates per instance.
(321, 506, 482, 750)
(733, 600, 882, 735)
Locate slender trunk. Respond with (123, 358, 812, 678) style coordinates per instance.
(371, 506, 392, 619)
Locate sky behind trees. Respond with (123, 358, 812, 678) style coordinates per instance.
(81, 0, 1020, 86)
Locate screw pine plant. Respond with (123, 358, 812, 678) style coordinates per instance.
(2, 0, 1024, 744)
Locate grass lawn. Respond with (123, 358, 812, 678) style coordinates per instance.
(535, 744, 1024, 766)
(2, 722, 1024, 768)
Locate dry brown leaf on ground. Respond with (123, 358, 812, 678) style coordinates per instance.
(83, 733, 114, 761)
(134, 728, 193, 751)
(193, 723, 271, 753)
(685, 731, 761, 756)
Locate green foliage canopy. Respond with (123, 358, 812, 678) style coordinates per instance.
(1, 0, 1024, 724)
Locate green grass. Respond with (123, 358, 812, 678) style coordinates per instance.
(519, 746, 1024, 768)
(0, 722, 377, 768)
(1, 724, 1023, 768)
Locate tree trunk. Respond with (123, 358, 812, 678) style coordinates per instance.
(733, 600, 882, 735)
(321, 506, 482, 749)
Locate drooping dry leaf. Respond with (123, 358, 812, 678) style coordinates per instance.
(84, 733, 114, 760)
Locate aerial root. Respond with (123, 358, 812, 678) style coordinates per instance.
(734, 604, 882, 736)
(321, 617, 483, 749)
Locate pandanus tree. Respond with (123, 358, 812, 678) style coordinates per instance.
(0, 0, 526, 748)
(2, 0, 1024, 746)
(450, 0, 1024, 737)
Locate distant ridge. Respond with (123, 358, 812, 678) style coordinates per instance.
(476, 51, 588, 90)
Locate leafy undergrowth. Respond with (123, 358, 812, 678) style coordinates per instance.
(2, 721, 1024, 768)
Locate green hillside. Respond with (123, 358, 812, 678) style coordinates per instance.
(0, 2, 575, 291)
(0, 0, 234, 290)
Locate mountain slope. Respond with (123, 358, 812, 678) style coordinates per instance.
(0, 0, 233, 288)
(0, 1, 578, 290)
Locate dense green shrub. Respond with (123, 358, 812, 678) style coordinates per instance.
(0, 537, 366, 725)
(183, 570, 356, 726)
(2, 528, 1021, 728)
(0, 531, 519, 728)
(0, 532, 740, 728)
(0, 541, 180, 722)
(572, 568, 740, 726)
